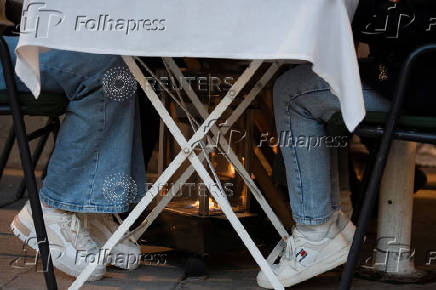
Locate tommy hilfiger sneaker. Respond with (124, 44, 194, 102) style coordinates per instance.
(335, 210, 356, 244)
(11, 201, 106, 281)
(257, 226, 351, 288)
(80, 213, 141, 270)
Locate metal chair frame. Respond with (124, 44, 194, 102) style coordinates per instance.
(0, 36, 58, 289)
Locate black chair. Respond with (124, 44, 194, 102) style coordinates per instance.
(0, 91, 67, 206)
(337, 44, 436, 289)
(0, 36, 68, 289)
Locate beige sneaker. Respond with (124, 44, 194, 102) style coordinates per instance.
(80, 213, 141, 270)
(11, 202, 106, 281)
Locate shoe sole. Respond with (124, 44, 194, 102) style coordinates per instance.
(11, 215, 104, 281)
(257, 244, 351, 289)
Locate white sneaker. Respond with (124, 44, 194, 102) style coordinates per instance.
(335, 210, 356, 244)
(257, 227, 351, 288)
(10, 202, 106, 281)
(80, 213, 141, 270)
(342, 221, 356, 244)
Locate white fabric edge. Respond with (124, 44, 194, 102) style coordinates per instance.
(15, 44, 42, 97)
(14, 43, 365, 131)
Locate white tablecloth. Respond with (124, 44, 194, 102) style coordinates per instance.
(15, 0, 364, 131)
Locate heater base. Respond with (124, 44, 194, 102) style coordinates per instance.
(140, 207, 278, 255)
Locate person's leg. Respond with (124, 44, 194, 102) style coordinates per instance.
(257, 63, 391, 288)
(37, 49, 146, 213)
(1, 37, 147, 212)
(273, 64, 390, 227)
(273, 64, 339, 226)
(4, 37, 145, 278)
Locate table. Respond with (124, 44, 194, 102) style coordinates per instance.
(14, 0, 363, 289)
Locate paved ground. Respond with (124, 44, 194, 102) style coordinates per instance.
(1, 172, 436, 289)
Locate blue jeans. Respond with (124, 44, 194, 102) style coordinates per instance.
(1, 37, 146, 213)
(273, 64, 391, 225)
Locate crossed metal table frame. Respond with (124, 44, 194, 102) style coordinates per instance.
(70, 56, 290, 290)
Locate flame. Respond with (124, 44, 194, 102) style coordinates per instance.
(272, 146, 278, 154)
(228, 162, 236, 178)
(209, 198, 220, 210)
(191, 197, 221, 211)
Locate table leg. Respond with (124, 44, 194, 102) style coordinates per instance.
(362, 141, 429, 282)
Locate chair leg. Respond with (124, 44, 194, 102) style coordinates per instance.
(0, 126, 15, 180)
(16, 117, 54, 200)
(0, 37, 57, 289)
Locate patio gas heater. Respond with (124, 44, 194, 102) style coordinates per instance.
(141, 62, 277, 255)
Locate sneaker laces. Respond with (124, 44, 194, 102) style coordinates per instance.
(280, 230, 305, 271)
(283, 236, 297, 266)
(61, 213, 98, 251)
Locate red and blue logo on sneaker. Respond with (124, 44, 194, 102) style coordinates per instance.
(296, 248, 308, 263)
